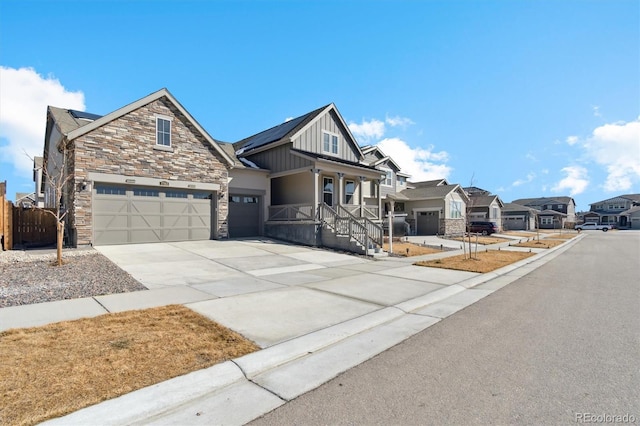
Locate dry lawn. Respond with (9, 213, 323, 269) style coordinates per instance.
(415, 250, 535, 273)
(512, 239, 567, 249)
(0, 305, 259, 426)
(543, 233, 577, 239)
(502, 231, 536, 238)
(450, 235, 511, 245)
(383, 242, 442, 257)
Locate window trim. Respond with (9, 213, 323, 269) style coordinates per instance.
(322, 131, 339, 155)
(344, 179, 355, 204)
(381, 168, 393, 187)
(155, 114, 173, 148)
(323, 176, 334, 206)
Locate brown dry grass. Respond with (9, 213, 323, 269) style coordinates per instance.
(502, 231, 536, 237)
(0, 305, 259, 426)
(450, 235, 511, 245)
(512, 239, 567, 249)
(543, 233, 577, 239)
(414, 250, 535, 273)
(383, 242, 442, 257)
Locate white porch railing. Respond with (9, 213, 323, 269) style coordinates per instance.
(333, 204, 380, 220)
(320, 203, 383, 251)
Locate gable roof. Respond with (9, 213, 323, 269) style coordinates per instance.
(233, 103, 365, 159)
(511, 196, 575, 207)
(469, 194, 504, 208)
(233, 104, 328, 154)
(589, 194, 640, 206)
(52, 88, 235, 167)
(360, 145, 403, 172)
(400, 183, 469, 202)
(407, 179, 449, 188)
(502, 202, 538, 214)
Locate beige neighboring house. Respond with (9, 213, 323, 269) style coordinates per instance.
(584, 194, 640, 228)
(463, 187, 504, 230)
(399, 179, 469, 236)
(42, 88, 234, 247)
(620, 206, 640, 229)
(501, 203, 538, 231)
(511, 196, 576, 229)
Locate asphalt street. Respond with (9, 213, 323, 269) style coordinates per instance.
(250, 231, 640, 425)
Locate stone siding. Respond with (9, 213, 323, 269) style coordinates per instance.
(440, 218, 465, 236)
(70, 97, 229, 246)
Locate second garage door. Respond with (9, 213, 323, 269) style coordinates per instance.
(228, 194, 261, 238)
(93, 184, 213, 245)
(416, 211, 439, 235)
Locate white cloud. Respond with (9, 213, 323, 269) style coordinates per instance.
(552, 166, 589, 196)
(348, 118, 385, 143)
(385, 115, 414, 128)
(0, 66, 85, 178)
(592, 105, 602, 118)
(583, 117, 640, 192)
(525, 151, 537, 161)
(512, 172, 536, 187)
(566, 135, 579, 145)
(376, 137, 451, 181)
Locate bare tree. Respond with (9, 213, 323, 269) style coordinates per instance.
(28, 147, 73, 266)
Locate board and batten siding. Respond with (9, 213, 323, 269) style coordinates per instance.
(244, 144, 313, 174)
(293, 110, 360, 162)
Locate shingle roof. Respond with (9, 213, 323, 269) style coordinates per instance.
(291, 149, 382, 173)
(48, 106, 100, 135)
(589, 194, 640, 205)
(400, 184, 459, 200)
(233, 104, 329, 154)
(407, 179, 448, 188)
(502, 202, 537, 213)
(469, 195, 502, 207)
(511, 196, 574, 207)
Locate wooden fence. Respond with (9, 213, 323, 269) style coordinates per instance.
(11, 207, 58, 248)
(1, 181, 10, 250)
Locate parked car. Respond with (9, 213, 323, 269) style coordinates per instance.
(467, 221, 498, 235)
(574, 222, 611, 232)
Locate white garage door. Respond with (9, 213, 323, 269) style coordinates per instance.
(93, 184, 213, 245)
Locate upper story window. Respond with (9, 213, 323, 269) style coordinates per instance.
(323, 131, 339, 155)
(381, 169, 392, 187)
(397, 176, 406, 186)
(156, 115, 172, 147)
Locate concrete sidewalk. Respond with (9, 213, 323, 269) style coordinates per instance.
(2, 233, 583, 425)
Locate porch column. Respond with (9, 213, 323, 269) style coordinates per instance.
(388, 199, 395, 254)
(311, 168, 320, 216)
(336, 172, 344, 207)
(359, 176, 366, 217)
(377, 179, 383, 220)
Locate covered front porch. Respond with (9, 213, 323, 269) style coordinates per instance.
(264, 160, 385, 254)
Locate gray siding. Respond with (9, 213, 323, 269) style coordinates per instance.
(292, 110, 359, 162)
(245, 144, 312, 174)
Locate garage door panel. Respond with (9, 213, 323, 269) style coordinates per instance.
(229, 194, 260, 238)
(93, 186, 212, 246)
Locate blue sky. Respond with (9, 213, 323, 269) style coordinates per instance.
(1, 0, 638, 212)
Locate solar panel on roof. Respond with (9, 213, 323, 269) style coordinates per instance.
(69, 110, 103, 121)
(240, 113, 309, 151)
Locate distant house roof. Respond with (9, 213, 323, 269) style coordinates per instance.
(291, 149, 383, 174)
(538, 209, 567, 217)
(589, 194, 640, 206)
(360, 145, 404, 173)
(511, 196, 575, 207)
(400, 183, 468, 202)
(502, 202, 537, 213)
(469, 194, 504, 208)
(463, 186, 492, 196)
(407, 179, 448, 188)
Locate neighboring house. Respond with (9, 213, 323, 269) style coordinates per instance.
(463, 187, 504, 230)
(501, 203, 538, 231)
(620, 206, 640, 230)
(398, 180, 468, 236)
(42, 88, 234, 247)
(14, 193, 37, 208)
(223, 103, 386, 252)
(511, 196, 576, 229)
(585, 194, 640, 228)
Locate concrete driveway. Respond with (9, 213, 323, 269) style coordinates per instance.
(96, 238, 477, 347)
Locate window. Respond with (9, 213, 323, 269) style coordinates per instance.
(541, 217, 553, 225)
(323, 177, 333, 206)
(450, 200, 462, 218)
(165, 190, 188, 198)
(492, 207, 499, 219)
(344, 180, 355, 204)
(133, 188, 159, 197)
(244, 196, 258, 203)
(193, 192, 212, 199)
(557, 204, 563, 209)
(381, 169, 392, 186)
(156, 116, 171, 147)
(323, 132, 338, 154)
(96, 185, 126, 196)
(397, 176, 406, 186)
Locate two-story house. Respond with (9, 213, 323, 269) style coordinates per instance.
(511, 196, 576, 229)
(584, 194, 640, 228)
(463, 187, 504, 230)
